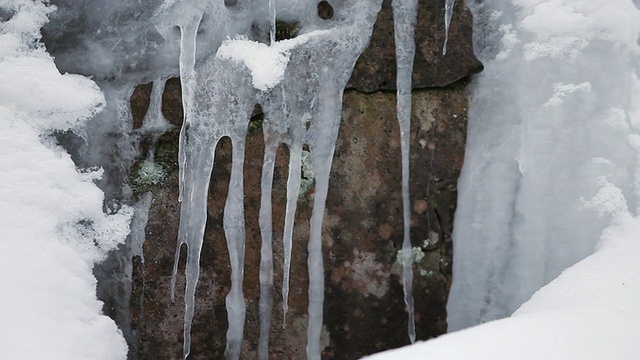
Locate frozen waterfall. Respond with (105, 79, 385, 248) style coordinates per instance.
(448, 0, 640, 330)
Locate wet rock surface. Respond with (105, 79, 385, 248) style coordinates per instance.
(126, 1, 478, 359)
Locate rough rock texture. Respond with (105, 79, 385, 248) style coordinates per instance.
(126, 0, 479, 359)
(348, 0, 482, 91)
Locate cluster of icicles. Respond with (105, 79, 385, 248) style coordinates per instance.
(137, 0, 457, 359)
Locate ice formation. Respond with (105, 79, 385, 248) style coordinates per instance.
(151, 1, 385, 358)
(448, 0, 640, 330)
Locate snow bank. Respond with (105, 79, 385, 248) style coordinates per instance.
(0, 1, 131, 359)
(364, 201, 640, 359)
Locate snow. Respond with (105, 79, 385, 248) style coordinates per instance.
(363, 202, 640, 360)
(0, 1, 131, 359)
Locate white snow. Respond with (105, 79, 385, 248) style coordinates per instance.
(0, 1, 131, 359)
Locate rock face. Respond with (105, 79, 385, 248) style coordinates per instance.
(127, 0, 479, 359)
(349, 0, 482, 91)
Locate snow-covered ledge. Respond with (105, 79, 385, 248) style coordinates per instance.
(365, 204, 640, 359)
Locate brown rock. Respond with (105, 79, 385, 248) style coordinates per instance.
(348, 0, 483, 91)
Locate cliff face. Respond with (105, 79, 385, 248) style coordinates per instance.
(126, 0, 481, 358)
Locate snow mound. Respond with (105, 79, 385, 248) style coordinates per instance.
(0, 1, 131, 359)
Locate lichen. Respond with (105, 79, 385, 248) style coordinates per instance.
(132, 159, 166, 191)
(396, 246, 425, 266)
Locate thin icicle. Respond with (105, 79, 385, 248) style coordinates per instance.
(130, 192, 153, 263)
(178, 136, 219, 359)
(281, 138, 303, 325)
(392, 0, 418, 344)
(257, 136, 278, 360)
(443, 0, 455, 55)
(306, 87, 342, 360)
(170, 10, 204, 303)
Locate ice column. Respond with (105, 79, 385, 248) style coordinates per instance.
(392, 0, 418, 344)
(448, 0, 640, 331)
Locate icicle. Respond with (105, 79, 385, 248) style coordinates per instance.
(257, 133, 278, 360)
(306, 86, 341, 360)
(177, 11, 205, 203)
(269, 0, 276, 45)
(224, 135, 248, 360)
(443, 0, 455, 55)
(281, 138, 303, 325)
(189, 56, 254, 360)
(178, 136, 219, 359)
(170, 8, 204, 304)
(392, 0, 418, 344)
(301, 3, 383, 358)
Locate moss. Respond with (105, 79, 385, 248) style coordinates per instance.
(275, 20, 299, 41)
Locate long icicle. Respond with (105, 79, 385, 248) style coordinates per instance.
(179, 137, 220, 359)
(171, 11, 204, 305)
(258, 134, 278, 360)
(306, 84, 343, 360)
(392, 0, 418, 344)
(168, 9, 210, 360)
(282, 121, 304, 326)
